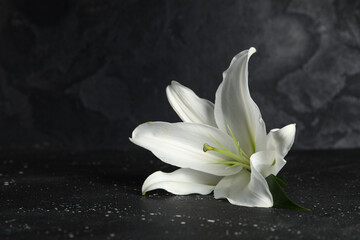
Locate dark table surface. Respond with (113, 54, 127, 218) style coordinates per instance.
(0, 149, 359, 240)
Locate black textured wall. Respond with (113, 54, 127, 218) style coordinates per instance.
(0, 0, 359, 150)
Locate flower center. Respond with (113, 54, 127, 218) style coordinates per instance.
(203, 127, 251, 171)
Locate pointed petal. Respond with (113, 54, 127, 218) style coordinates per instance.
(214, 150, 273, 208)
(266, 124, 296, 157)
(214, 169, 273, 208)
(263, 155, 287, 177)
(250, 150, 276, 174)
(214, 48, 266, 156)
(142, 168, 222, 195)
(131, 122, 242, 176)
(166, 81, 217, 127)
(251, 150, 285, 178)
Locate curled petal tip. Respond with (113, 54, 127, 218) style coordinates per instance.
(169, 80, 185, 88)
(249, 47, 257, 55)
(289, 123, 296, 132)
(170, 80, 178, 85)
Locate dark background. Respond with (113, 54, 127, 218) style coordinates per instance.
(0, 0, 359, 150)
(1, 2, 360, 239)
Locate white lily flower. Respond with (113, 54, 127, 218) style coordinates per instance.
(130, 47, 296, 208)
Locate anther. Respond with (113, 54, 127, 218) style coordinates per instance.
(203, 143, 213, 152)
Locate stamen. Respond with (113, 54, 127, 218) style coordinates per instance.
(204, 130, 254, 170)
(209, 135, 229, 152)
(203, 143, 250, 168)
(212, 160, 251, 171)
(227, 126, 250, 162)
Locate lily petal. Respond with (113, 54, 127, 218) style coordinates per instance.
(166, 81, 217, 127)
(131, 122, 242, 176)
(267, 124, 296, 157)
(263, 154, 287, 177)
(142, 168, 222, 195)
(214, 151, 273, 207)
(214, 150, 274, 208)
(214, 48, 266, 156)
(214, 170, 273, 208)
(250, 150, 285, 178)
